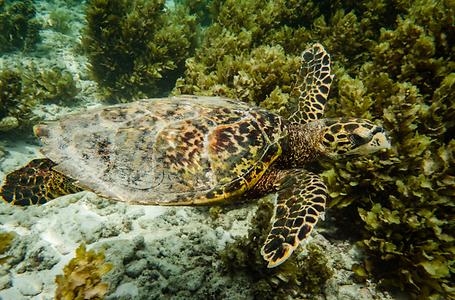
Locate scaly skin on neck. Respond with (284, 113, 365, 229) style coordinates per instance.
(276, 120, 326, 168)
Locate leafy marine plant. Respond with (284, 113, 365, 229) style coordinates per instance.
(176, 45, 300, 111)
(0, 0, 41, 53)
(0, 231, 16, 265)
(55, 244, 112, 300)
(22, 65, 80, 104)
(174, 0, 214, 26)
(82, 0, 197, 102)
(0, 65, 79, 132)
(0, 69, 33, 132)
(173, 0, 410, 112)
(48, 8, 73, 34)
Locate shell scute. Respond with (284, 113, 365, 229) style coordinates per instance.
(35, 96, 285, 204)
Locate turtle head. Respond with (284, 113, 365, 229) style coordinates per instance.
(321, 118, 391, 158)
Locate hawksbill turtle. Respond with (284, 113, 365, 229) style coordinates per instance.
(0, 44, 390, 268)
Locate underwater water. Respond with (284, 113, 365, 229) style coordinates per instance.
(0, 0, 453, 299)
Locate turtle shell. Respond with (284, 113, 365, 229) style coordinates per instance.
(34, 96, 285, 205)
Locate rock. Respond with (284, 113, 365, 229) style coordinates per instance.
(22, 243, 60, 271)
(125, 259, 147, 278)
(0, 287, 28, 300)
(108, 282, 139, 299)
(0, 274, 11, 290)
(14, 274, 43, 297)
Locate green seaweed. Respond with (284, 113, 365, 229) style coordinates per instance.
(0, 231, 16, 265)
(175, 44, 300, 112)
(0, 0, 41, 53)
(23, 65, 80, 104)
(82, 0, 198, 102)
(0, 231, 15, 254)
(174, 0, 409, 109)
(0, 69, 33, 132)
(55, 244, 113, 300)
(177, 0, 442, 90)
(0, 65, 80, 132)
(48, 8, 73, 34)
(208, 205, 223, 220)
(221, 199, 333, 297)
(175, 0, 213, 26)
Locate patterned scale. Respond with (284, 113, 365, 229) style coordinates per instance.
(32, 96, 285, 205)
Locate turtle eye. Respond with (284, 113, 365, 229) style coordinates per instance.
(350, 133, 369, 146)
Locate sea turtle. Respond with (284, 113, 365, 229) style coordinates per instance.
(0, 44, 390, 268)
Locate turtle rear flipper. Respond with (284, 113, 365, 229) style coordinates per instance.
(251, 169, 328, 268)
(1, 158, 81, 206)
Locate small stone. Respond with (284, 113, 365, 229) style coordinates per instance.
(14, 274, 43, 296)
(111, 282, 139, 298)
(0, 287, 28, 300)
(0, 275, 11, 290)
(215, 226, 225, 239)
(126, 259, 148, 278)
(23, 244, 60, 271)
(132, 235, 145, 250)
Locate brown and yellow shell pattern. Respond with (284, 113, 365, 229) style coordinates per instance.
(35, 96, 285, 205)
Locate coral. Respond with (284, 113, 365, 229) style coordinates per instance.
(0, 0, 41, 52)
(82, 0, 197, 102)
(55, 244, 113, 300)
(221, 199, 333, 297)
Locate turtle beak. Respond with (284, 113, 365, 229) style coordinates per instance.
(371, 127, 391, 150)
(346, 126, 391, 156)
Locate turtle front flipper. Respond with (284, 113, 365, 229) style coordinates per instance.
(1, 158, 82, 206)
(251, 168, 328, 268)
(289, 43, 334, 124)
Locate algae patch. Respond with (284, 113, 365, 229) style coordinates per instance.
(55, 244, 113, 300)
(82, 0, 198, 102)
(0, 231, 16, 265)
